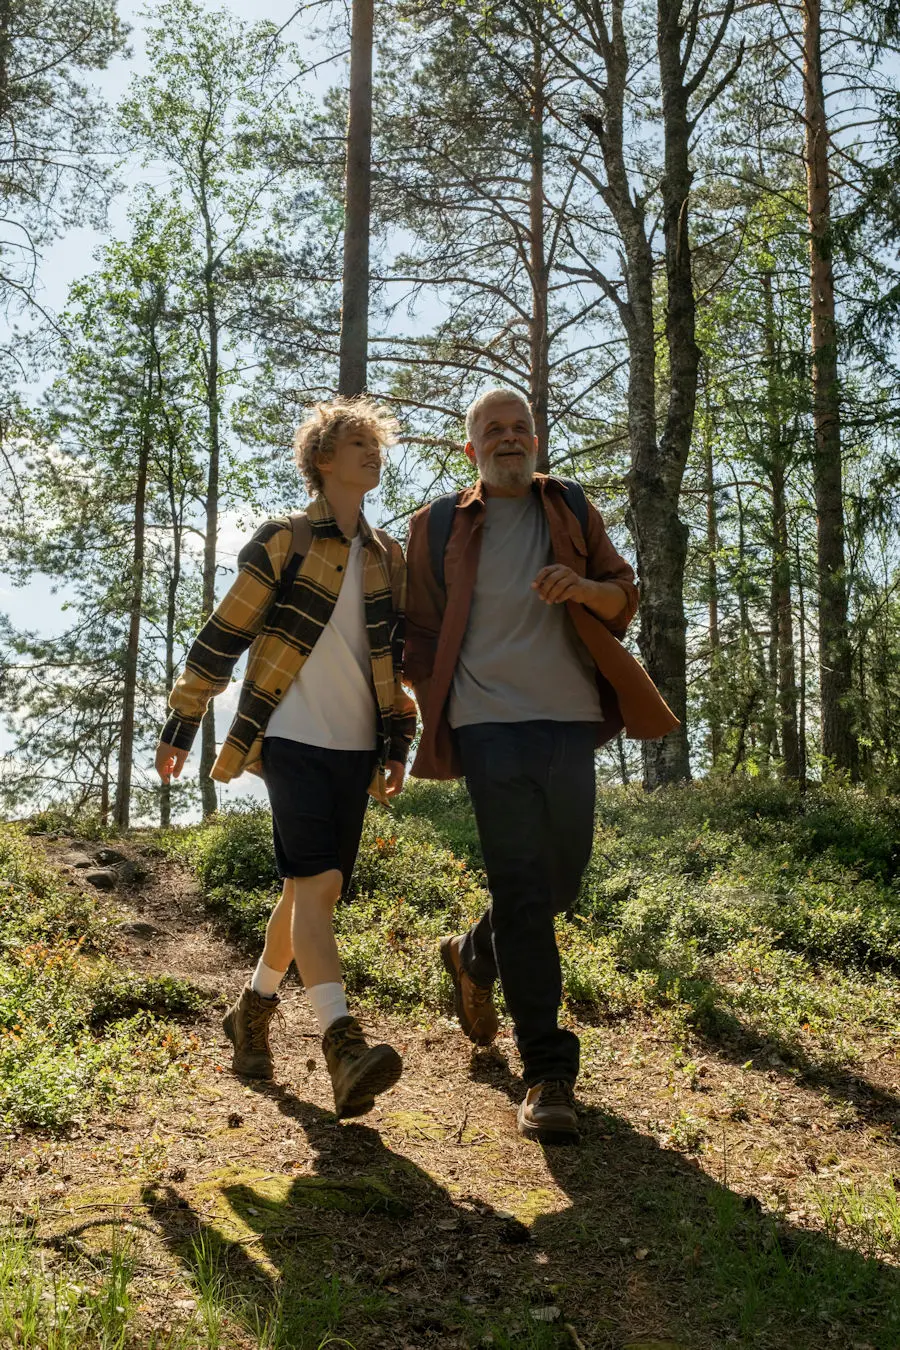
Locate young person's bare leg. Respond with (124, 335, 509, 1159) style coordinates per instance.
(290, 868, 348, 1033)
(290, 867, 402, 1116)
(251, 880, 294, 998)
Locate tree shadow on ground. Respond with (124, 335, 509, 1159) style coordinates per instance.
(473, 1051, 900, 1350)
(608, 963, 900, 1134)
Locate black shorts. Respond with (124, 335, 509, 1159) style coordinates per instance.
(260, 737, 376, 883)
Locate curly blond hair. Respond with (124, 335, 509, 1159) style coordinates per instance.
(293, 396, 400, 495)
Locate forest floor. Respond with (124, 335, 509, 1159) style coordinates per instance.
(2, 793, 900, 1349)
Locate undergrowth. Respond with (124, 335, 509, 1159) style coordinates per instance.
(0, 825, 202, 1131)
(159, 780, 900, 1072)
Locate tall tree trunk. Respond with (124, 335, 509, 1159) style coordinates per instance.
(573, 0, 738, 785)
(199, 205, 221, 819)
(0, 0, 9, 121)
(643, 0, 701, 786)
(114, 367, 152, 830)
(761, 269, 800, 780)
(161, 483, 183, 830)
(702, 383, 721, 766)
(529, 22, 550, 473)
(802, 0, 857, 777)
(339, 0, 374, 398)
(793, 525, 809, 791)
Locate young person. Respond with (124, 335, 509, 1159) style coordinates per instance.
(404, 389, 678, 1144)
(156, 398, 416, 1119)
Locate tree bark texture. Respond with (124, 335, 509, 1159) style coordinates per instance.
(529, 23, 550, 473)
(114, 364, 152, 829)
(339, 0, 374, 398)
(761, 269, 801, 780)
(702, 413, 721, 765)
(802, 0, 857, 777)
(200, 204, 221, 819)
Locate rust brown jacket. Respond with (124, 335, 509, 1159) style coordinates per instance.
(403, 475, 679, 780)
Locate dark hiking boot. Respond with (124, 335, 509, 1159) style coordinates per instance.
(440, 935, 499, 1047)
(322, 1015, 403, 1119)
(222, 984, 282, 1079)
(517, 1080, 580, 1145)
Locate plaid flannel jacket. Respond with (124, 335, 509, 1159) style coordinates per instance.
(160, 495, 417, 805)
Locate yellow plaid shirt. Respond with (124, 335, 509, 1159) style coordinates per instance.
(161, 496, 417, 805)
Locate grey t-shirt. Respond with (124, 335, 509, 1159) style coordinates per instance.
(448, 492, 604, 729)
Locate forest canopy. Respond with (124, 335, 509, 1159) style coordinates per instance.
(0, 0, 898, 821)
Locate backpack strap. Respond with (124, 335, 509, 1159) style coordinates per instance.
(426, 491, 461, 593)
(372, 525, 404, 613)
(555, 477, 590, 544)
(425, 480, 589, 594)
(276, 512, 312, 599)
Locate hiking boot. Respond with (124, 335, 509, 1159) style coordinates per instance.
(517, 1080, 580, 1145)
(222, 984, 282, 1079)
(440, 935, 499, 1047)
(322, 1015, 403, 1119)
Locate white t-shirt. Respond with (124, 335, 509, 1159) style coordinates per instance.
(264, 535, 377, 751)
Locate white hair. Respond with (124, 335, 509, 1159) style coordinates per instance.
(464, 388, 534, 443)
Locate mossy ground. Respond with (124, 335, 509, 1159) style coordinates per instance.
(2, 782, 900, 1348)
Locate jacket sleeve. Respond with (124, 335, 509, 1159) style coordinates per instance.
(385, 537, 418, 765)
(403, 504, 446, 686)
(160, 520, 291, 752)
(585, 502, 639, 638)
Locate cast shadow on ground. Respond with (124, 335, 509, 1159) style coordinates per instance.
(470, 1048, 900, 1349)
(605, 961, 900, 1134)
(142, 1090, 525, 1350)
(143, 1066, 900, 1350)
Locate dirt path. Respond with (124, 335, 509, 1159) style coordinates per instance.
(5, 834, 900, 1349)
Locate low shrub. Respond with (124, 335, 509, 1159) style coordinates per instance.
(0, 826, 199, 1131)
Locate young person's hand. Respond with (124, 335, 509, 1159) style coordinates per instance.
(385, 760, 406, 798)
(156, 742, 188, 783)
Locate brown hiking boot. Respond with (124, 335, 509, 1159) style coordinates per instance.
(322, 1015, 403, 1119)
(440, 935, 499, 1047)
(222, 984, 282, 1079)
(517, 1081, 579, 1145)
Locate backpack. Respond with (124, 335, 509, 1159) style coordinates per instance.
(426, 478, 590, 593)
(277, 512, 403, 610)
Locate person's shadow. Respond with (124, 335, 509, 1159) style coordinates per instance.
(142, 1085, 539, 1349)
(472, 1052, 900, 1350)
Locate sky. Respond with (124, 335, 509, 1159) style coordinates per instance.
(1, 0, 351, 818)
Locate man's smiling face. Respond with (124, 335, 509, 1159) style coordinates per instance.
(466, 396, 538, 491)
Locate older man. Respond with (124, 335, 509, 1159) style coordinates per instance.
(404, 388, 677, 1143)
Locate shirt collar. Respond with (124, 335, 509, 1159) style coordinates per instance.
(457, 472, 555, 510)
(308, 493, 375, 547)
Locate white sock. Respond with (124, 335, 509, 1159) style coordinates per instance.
(306, 982, 349, 1035)
(250, 959, 286, 1000)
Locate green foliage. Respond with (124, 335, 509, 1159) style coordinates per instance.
(161, 780, 900, 1074)
(0, 825, 199, 1131)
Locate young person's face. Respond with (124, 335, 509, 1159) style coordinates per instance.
(465, 398, 538, 490)
(320, 422, 383, 493)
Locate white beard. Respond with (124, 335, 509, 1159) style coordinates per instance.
(478, 446, 537, 490)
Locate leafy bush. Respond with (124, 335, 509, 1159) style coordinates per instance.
(158, 780, 900, 1072)
(0, 826, 198, 1131)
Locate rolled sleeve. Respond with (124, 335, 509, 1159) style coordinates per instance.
(585, 503, 639, 635)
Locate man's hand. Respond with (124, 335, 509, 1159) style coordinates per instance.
(532, 566, 628, 621)
(385, 760, 406, 798)
(156, 742, 188, 784)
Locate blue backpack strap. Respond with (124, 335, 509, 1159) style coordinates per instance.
(555, 477, 590, 544)
(426, 491, 461, 593)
